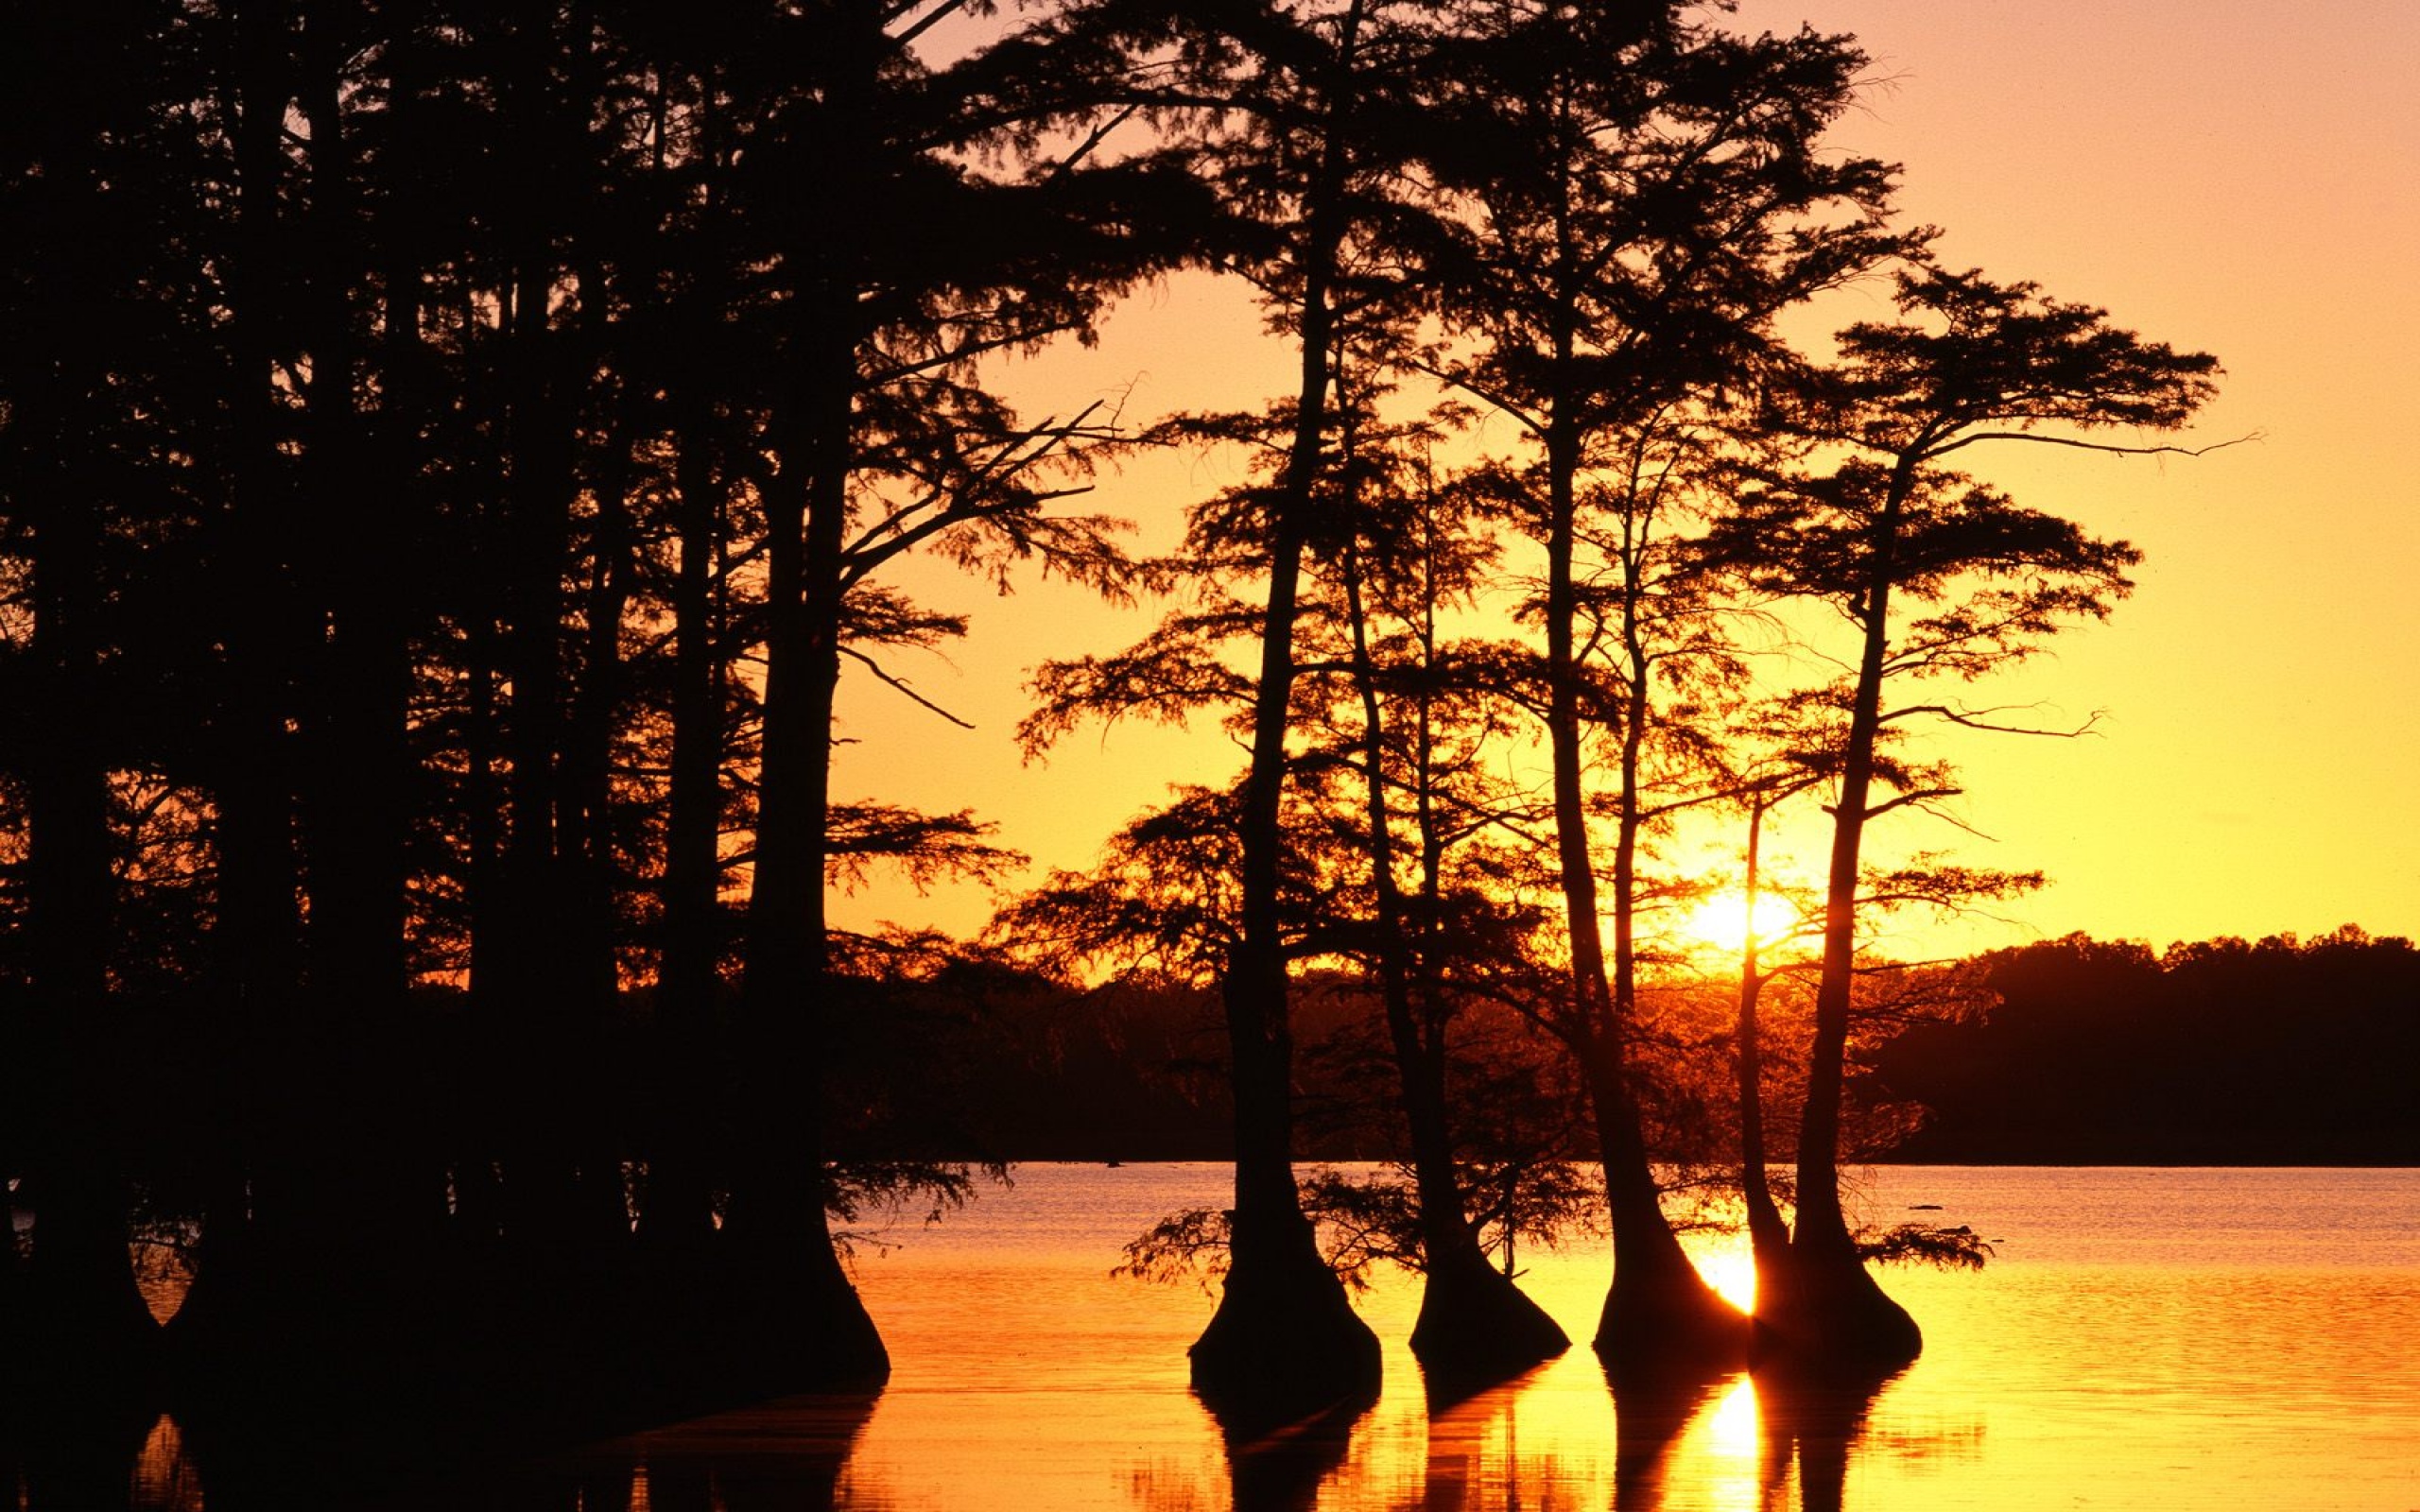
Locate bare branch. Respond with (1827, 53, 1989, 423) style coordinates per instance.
(1043, 103, 1143, 188)
(840, 645, 977, 730)
(1910, 803, 2000, 844)
(1925, 429, 2260, 463)
(886, 0, 974, 51)
(842, 399, 1115, 579)
(1859, 786, 1961, 822)
(1884, 703, 2106, 738)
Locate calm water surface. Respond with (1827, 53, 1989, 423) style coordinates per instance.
(165, 1166, 2420, 1509)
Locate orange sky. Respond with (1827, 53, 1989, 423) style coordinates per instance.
(828, 1, 2420, 962)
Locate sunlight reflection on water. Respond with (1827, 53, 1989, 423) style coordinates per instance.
(136, 1165, 2420, 1510)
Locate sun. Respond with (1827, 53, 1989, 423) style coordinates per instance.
(1681, 886, 1803, 955)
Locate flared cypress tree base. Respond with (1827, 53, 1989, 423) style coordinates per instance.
(1751, 1242, 1921, 1368)
(1593, 1258, 1752, 1369)
(1189, 1243, 1381, 1435)
(1409, 1252, 1569, 1398)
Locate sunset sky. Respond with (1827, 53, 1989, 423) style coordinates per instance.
(830, 1, 2420, 962)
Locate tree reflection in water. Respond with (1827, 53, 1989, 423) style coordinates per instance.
(224, 1390, 884, 1512)
(1752, 1361, 1904, 1512)
(1375, 1350, 1910, 1512)
(1412, 1363, 1556, 1510)
(578, 1392, 881, 1512)
(1200, 1392, 1374, 1512)
(134, 1415, 206, 1512)
(2, 1396, 155, 1512)
(1603, 1355, 1746, 1511)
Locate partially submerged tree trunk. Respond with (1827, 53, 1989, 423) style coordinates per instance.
(12, 38, 161, 1380)
(1540, 417, 1743, 1366)
(1759, 487, 1920, 1366)
(1716, 266, 2217, 1364)
(1339, 547, 1565, 1390)
(726, 66, 889, 1366)
(724, 425, 886, 1383)
(1578, 1046, 1743, 1362)
(1189, 0, 1383, 1420)
(1730, 788, 1794, 1284)
(1191, 500, 1379, 1420)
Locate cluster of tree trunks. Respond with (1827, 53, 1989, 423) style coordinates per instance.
(0, 0, 2218, 1459)
(0, 0, 1169, 1445)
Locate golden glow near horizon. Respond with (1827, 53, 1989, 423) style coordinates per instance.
(830, 1, 2420, 962)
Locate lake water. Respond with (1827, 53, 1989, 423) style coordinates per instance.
(139, 1165, 2420, 1509)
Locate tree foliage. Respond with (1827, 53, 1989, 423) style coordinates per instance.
(0, 0, 2235, 1418)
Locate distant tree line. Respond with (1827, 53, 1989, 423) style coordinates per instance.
(945, 927, 2420, 1170)
(0, 0, 2223, 1451)
(1880, 928, 2420, 1165)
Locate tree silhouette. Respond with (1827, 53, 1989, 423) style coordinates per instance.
(1312, 409, 1573, 1385)
(1418, 3, 1902, 1364)
(1710, 261, 2221, 1363)
(0, 0, 1209, 1432)
(1711, 706, 2035, 1288)
(1020, 0, 1492, 1417)
(0, 0, 193, 1375)
(703, 0, 1193, 1382)
(0, 0, 2250, 1459)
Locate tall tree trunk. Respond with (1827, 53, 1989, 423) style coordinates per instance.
(21, 492, 157, 1378)
(552, 0, 640, 1255)
(730, 388, 884, 1383)
(1538, 406, 1739, 1366)
(558, 438, 639, 1254)
(638, 59, 728, 1252)
(289, 4, 438, 1290)
(1732, 790, 1791, 1279)
(1188, 13, 1382, 1415)
(1339, 548, 1564, 1388)
(458, 627, 510, 1249)
(492, 0, 592, 1257)
(1765, 472, 1920, 1366)
(180, 0, 306, 1352)
(727, 9, 887, 1381)
(17, 250, 157, 1377)
(1195, 509, 1378, 1422)
(7, 18, 160, 1377)
(642, 408, 729, 1250)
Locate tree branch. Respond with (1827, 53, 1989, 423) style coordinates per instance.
(840, 644, 977, 729)
(886, 0, 974, 51)
(1925, 429, 2260, 463)
(1883, 703, 2106, 737)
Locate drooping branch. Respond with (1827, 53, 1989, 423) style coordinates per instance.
(1857, 785, 1961, 823)
(1882, 703, 2107, 738)
(1924, 428, 2258, 463)
(839, 644, 977, 730)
